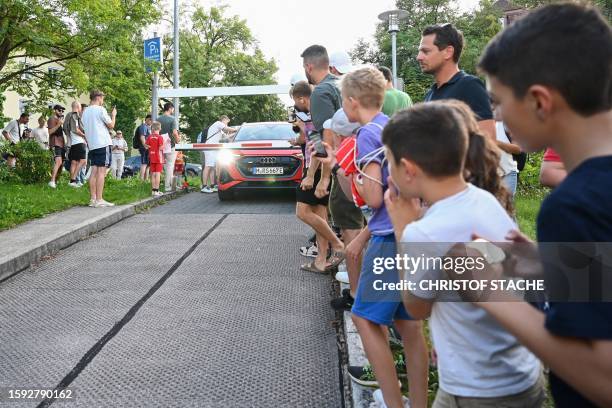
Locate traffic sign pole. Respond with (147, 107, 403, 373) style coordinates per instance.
(152, 32, 159, 120)
(144, 34, 162, 119)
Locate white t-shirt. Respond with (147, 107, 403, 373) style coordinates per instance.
(81, 105, 112, 150)
(207, 121, 226, 144)
(400, 184, 540, 397)
(3, 119, 21, 143)
(31, 127, 49, 149)
(495, 121, 518, 175)
(112, 138, 128, 156)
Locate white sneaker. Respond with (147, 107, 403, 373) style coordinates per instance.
(154, 191, 164, 197)
(335, 271, 350, 284)
(68, 182, 80, 188)
(94, 199, 115, 208)
(212, 185, 218, 192)
(201, 186, 213, 193)
(48, 181, 56, 188)
(372, 389, 410, 408)
(76, 182, 84, 187)
(88, 199, 96, 207)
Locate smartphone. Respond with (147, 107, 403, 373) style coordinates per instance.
(466, 238, 506, 264)
(309, 132, 328, 158)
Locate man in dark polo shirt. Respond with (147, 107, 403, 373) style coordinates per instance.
(418, 23, 495, 140)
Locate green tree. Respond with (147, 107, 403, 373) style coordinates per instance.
(351, 0, 461, 102)
(513, 0, 610, 21)
(0, 0, 159, 126)
(159, 5, 286, 139)
(351, 0, 608, 102)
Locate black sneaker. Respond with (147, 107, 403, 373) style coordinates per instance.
(330, 289, 354, 311)
(348, 365, 377, 387)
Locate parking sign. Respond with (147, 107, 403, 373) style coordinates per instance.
(144, 37, 162, 72)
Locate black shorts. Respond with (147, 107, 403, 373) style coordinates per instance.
(296, 168, 329, 206)
(139, 148, 150, 165)
(90, 146, 112, 168)
(52, 146, 65, 159)
(68, 143, 86, 161)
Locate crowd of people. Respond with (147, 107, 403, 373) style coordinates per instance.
(290, 3, 610, 408)
(1, 94, 190, 203)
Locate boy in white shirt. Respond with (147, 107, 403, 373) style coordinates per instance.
(383, 102, 544, 407)
(110, 130, 128, 179)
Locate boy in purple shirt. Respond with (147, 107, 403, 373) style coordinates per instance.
(341, 67, 428, 408)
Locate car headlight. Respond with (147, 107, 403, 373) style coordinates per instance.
(217, 149, 240, 166)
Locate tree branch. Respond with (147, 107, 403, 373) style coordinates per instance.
(0, 42, 100, 87)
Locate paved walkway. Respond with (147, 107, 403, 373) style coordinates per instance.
(0, 192, 342, 407)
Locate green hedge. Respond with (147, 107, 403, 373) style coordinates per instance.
(0, 139, 52, 184)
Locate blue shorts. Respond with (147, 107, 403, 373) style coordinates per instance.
(90, 146, 112, 168)
(139, 148, 150, 165)
(351, 233, 412, 326)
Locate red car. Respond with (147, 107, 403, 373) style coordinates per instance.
(215, 122, 304, 200)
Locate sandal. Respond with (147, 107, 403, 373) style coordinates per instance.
(299, 244, 319, 258)
(301, 261, 328, 274)
(326, 249, 346, 269)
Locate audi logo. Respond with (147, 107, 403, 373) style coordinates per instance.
(259, 157, 277, 164)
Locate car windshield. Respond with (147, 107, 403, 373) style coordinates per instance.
(234, 124, 296, 142)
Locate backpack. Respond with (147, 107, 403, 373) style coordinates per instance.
(198, 127, 209, 143)
(133, 125, 143, 149)
(62, 113, 74, 148)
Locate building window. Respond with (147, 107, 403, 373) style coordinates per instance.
(19, 99, 31, 114)
(21, 63, 33, 81)
(48, 67, 61, 82)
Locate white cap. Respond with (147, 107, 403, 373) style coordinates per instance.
(323, 109, 360, 136)
(290, 72, 307, 85)
(329, 51, 354, 74)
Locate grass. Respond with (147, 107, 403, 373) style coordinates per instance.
(0, 173, 152, 231)
(515, 187, 548, 240)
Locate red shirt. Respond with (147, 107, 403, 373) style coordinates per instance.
(147, 133, 165, 164)
(543, 147, 561, 162)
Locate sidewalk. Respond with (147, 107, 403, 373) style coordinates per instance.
(0, 191, 185, 282)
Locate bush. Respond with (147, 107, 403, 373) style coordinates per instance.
(0, 139, 52, 184)
(518, 150, 545, 193)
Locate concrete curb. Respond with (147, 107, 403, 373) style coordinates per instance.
(340, 281, 376, 408)
(0, 189, 188, 282)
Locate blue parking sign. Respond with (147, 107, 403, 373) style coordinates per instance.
(144, 37, 161, 72)
(144, 37, 161, 61)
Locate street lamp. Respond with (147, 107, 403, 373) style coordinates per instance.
(378, 9, 409, 89)
(173, 0, 180, 127)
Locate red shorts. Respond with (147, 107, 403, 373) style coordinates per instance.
(150, 163, 163, 173)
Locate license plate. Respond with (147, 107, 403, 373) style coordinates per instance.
(253, 167, 283, 175)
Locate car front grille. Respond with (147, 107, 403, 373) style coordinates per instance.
(236, 156, 301, 178)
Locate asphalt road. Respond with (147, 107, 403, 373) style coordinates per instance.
(0, 191, 342, 408)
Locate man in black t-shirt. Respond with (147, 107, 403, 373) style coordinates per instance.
(417, 23, 495, 140)
(476, 4, 612, 407)
(137, 114, 152, 180)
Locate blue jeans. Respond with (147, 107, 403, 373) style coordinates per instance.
(503, 171, 518, 196)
